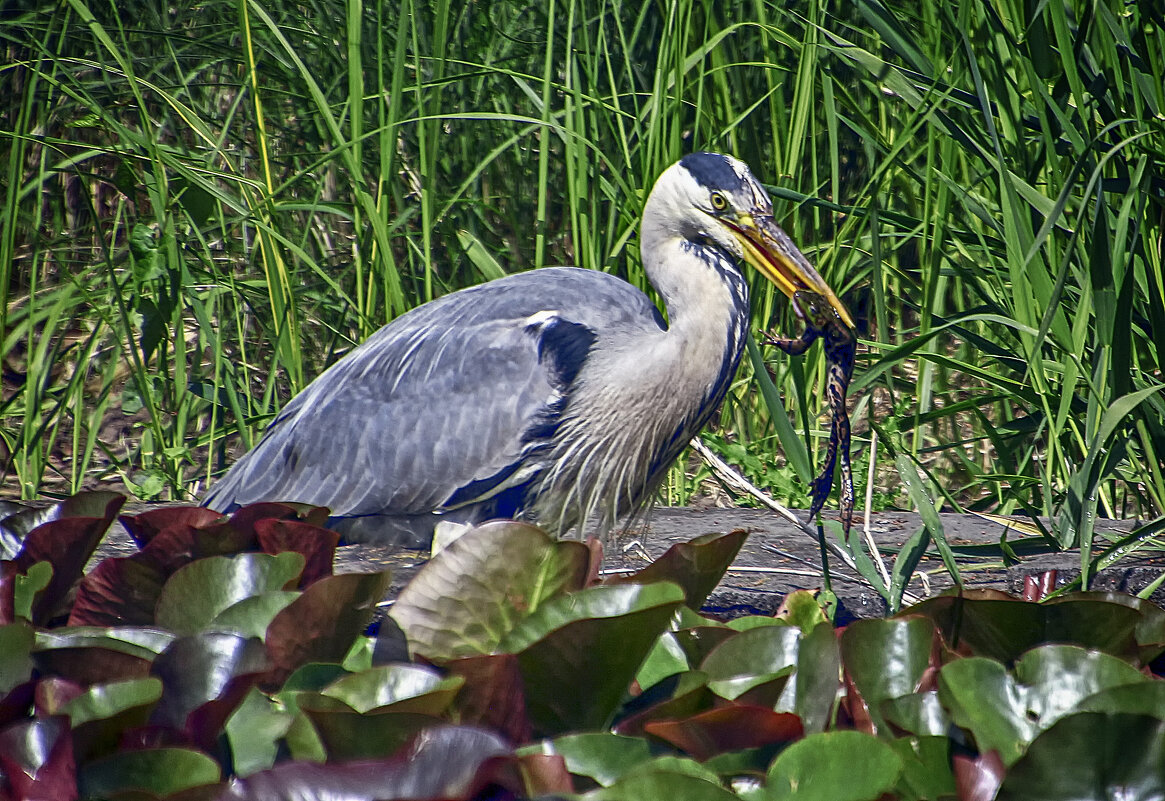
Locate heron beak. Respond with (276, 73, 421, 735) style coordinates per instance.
(727, 214, 855, 330)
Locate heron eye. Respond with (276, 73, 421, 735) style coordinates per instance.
(710, 192, 728, 211)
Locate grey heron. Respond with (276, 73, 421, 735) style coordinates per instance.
(202, 153, 854, 546)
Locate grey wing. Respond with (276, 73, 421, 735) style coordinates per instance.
(202, 314, 560, 518)
(202, 266, 663, 521)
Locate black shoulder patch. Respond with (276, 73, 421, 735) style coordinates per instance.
(534, 317, 596, 387)
(680, 152, 743, 192)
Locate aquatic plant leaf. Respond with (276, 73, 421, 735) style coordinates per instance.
(149, 632, 267, 748)
(938, 644, 1147, 765)
(319, 663, 463, 715)
(0, 715, 77, 801)
(540, 732, 655, 787)
(264, 570, 393, 687)
(33, 627, 175, 685)
(840, 616, 937, 733)
(78, 747, 221, 798)
(905, 591, 1147, 663)
(119, 506, 224, 547)
(67, 679, 163, 763)
(444, 653, 531, 744)
(0, 621, 34, 696)
(889, 735, 957, 800)
(390, 520, 590, 662)
(588, 766, 740, 801)
(607, 530, 747, 609)
(995, 713, 1165, 800)
(155, 552, 305, 635)
(501, 582, 685, 736)
(3, 493, 124, 624)
(69, 554, 168, 627)
(253, 517, 339, 586)
(765, 730, 902, 801)
(219, 725, 513, 801)
(644, 705, 803, 761)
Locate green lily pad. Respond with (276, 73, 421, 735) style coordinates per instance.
(210, 592, 301, 638)
(320, 663, 463, 714)
(939, 644, 1147, 765)
(225, 686, 295, 777)
(765, 730, 903, 801)
(840, 616, 936, 733)
(880, 690, 950, 737)
(78, 747, 221, 798)
(995, 712, 1165, 800)
(636, 631, 691, 692)
(889, 735, 956, 800)
(906, 592, 1147, 664)
(501, 582, 685, 736)
(390, 520, 590, 662)
(700, 623, 801, 703)
(155, 552, 305, 635)
(63, 677, 163, 727)
(540, 732, 655, 786)
(587, 763, 739, 801)
(0, 621, 34, 695)
(66, 678, 164, 762)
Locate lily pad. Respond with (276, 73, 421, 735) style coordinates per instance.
(541, 732, 655, 787)
(906, 592, 1147, 664)
(319, 663, 463, 715)
(155, 552, 305, 635)
(765, 730, 903, 801)
(444, 653, 531, 743)
(995, 712, 1165, 800)
(938, 644, 1147, 765)
(840, 616, 937, 733)
(0, 715, 76, 801)
(501, 582, 686, 736)
(607, 531, 747, 609)
(78, 747, 221, 799)
(390, 520, 590, 661)
(264, 570, 393, 687)
(644, 704, 802, 761)
(219, 724, 512, 801)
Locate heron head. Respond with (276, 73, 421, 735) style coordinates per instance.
(646, 152, 855, 329)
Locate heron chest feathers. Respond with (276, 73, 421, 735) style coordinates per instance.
(526, 255, 750, 534)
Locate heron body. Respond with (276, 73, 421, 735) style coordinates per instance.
(202, 153, 851, 546)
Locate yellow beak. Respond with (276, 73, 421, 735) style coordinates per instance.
(727, 214, 855, 330)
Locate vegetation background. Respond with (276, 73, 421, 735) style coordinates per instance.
(2, 0, 1163, 558)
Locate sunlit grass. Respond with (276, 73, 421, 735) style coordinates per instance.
(1, 0, 1162, 582)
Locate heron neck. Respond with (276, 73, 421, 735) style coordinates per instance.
(642, 235, 751, 343)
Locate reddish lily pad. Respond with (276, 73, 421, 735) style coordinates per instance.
(606, 531, 747, 610)
(264, 570, 393, 687)
(0, 715, 77, 801)
(644, 704, 803, 761)
(218, 725, 513, 801)
(444, 653, 532, 744)
(253, 518, 338, 587)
